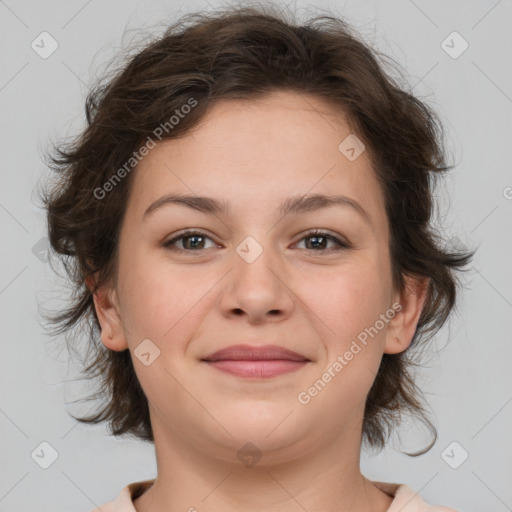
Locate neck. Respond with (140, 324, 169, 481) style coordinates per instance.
(133, 415, 393, 512)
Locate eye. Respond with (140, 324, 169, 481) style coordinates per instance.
(163, 229, 351, 254)
(295, 230, 350, 252)
(163, 230, 218, 252)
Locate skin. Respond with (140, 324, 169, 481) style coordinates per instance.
(90, 90, 428, 512)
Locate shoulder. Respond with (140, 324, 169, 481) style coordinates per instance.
(372, 481, 459, 512)
(90, 479, 155, 512)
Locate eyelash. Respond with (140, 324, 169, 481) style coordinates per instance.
(163, 229, 351, 254)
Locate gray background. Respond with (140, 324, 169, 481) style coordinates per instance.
(1, 0, 511, 511)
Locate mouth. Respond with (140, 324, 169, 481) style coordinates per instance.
(201, 344, 311, 379)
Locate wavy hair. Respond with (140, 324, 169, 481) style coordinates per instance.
(40, 4, 474, 455)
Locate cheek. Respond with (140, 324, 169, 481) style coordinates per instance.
(298, 254, 392, 340)
(297, 263, 392, 413)
(117, 253, 215, 345)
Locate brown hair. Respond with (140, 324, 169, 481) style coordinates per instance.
(40, 4, 473, 454)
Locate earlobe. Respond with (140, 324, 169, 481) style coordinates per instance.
(384, 275, 430, 355)
(87, 277, 128, 352)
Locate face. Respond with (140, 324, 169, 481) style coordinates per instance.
(94, 90, 426, 463)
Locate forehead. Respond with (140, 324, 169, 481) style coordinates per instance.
(124, 90, 386, 225)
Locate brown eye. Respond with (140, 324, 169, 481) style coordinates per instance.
(163, 230, 217, 251)
(295, 230, 350, 252)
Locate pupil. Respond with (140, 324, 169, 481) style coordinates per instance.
(186, 235, 203, 249)
(308, 236, 326, 249)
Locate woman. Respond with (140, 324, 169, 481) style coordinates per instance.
(42, 5, 472, 511)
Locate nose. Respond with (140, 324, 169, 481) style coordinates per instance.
(218, 241, 294, 324)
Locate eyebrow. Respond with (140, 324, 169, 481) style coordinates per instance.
(143, 192, 371, 224)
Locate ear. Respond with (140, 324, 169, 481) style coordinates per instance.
(384, 274, 430, 355)
(85, 275, 128, 352)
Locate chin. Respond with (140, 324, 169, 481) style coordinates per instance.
(215, 411, 307, 449)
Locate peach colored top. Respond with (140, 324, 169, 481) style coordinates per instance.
(92, 479, 458, 511)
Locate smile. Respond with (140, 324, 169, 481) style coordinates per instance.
(201, 344, 311, 379)
(203, 359, 310, 378)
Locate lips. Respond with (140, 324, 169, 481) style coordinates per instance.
(202, 344, 309, 362)
(201, 344, 311, 379)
